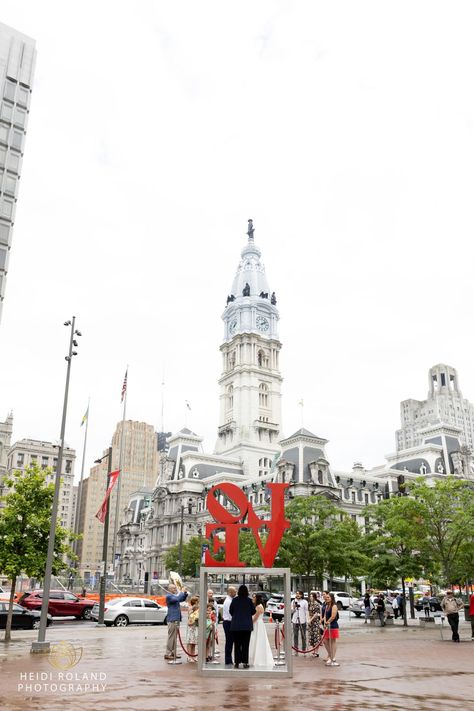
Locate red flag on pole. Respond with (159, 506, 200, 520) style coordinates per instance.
(95, 470, 120, 523)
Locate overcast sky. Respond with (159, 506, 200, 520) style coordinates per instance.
(1, 1, 474, 482)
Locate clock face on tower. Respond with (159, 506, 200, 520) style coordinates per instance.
(229, 319, 238, 335)
(256, 315, 270, 332)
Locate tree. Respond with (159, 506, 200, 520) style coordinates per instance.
(164, 535, 209, 578)
(0, 466, 76, 642)
(277, 495, 367, 591)
(363, 495, 428, 626)
(407, 477, 474, 587)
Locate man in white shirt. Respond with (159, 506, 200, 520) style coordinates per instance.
(222, 586, 237, 666)
(291, 590, 309, 656)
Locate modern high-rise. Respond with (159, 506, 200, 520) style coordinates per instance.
(0, 22, 36, 323)
(77, 420, 158, 582)
(396, 364, 474, 452)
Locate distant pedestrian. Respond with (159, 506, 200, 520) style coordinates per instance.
(375, 594, 386, 627)
(397, 593, 405, 619)
(469, 594, 474, 641)
(392, 595, 399, 619)
(441, 590, 463, 642)
(164, 583, 188, 660)
(321, 592, 340, 666)
(421, 594, 431, 618)
(363, 592, 372, 624)
(307, 592, 321, 657)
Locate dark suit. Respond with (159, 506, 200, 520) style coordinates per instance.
(229, 596, 256, 665)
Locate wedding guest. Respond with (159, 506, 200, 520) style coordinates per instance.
(321, 592, 340, 666)
(229, 585, 256, 668)
(205, 604, 216, 662)
(186, 595, 199, 662)
(307, 591, 321, 657)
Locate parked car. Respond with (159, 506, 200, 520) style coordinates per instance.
(414, 596, 442, 612)
(90, 597, 168, 627)
(348, 598, 365, 617)
(264, 594, 285, 621)
(331, 592, 354, 610)
(18, 590, 94, 620)
(0, 601, 53, 629)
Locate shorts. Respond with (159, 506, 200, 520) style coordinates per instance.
(322, 628, 339, 640)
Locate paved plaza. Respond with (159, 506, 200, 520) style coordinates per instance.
(0, 617, 473, 711)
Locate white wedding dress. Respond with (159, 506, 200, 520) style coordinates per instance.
(249, 609, 274, 668)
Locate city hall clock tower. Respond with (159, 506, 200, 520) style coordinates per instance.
(215, 220, 282, 476)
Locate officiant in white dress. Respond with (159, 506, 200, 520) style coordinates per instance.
(249, 593, 274, 668)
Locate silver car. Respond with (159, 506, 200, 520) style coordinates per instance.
(90, 597, 168, 627)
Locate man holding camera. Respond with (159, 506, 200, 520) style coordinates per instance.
(291, 590, 309, 656)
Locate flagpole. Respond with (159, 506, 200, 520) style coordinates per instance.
(112, 367, 128, 581)
(74, 398, 90, 565)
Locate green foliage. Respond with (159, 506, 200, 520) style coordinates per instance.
(407, 476, 474, 586)
(165, 535, 210, 577)
(363, 494, 426, 590)
(277, 495, 368, 586)
(0, 465, 76, 641)
(0, 466, 76, 580)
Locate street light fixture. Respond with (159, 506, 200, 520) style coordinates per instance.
(95, 446, 113, 626)
(31, 318, 81, 654)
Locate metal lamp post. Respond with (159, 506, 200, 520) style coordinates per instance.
(31, 318, 81, 653)
(96, 447, 113, 626)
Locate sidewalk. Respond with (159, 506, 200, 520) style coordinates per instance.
(0, 621, 473, 711)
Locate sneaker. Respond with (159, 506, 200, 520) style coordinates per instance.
(325, 659, 333, 666)
(330, 661, 340, 667)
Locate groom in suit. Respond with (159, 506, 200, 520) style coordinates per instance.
(222, 586, 237, 666)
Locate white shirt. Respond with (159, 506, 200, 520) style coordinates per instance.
(223, 595, 234, 621)
(291, 598, 309, 624)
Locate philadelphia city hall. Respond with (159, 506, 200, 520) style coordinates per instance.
(116, 221, 474, 583)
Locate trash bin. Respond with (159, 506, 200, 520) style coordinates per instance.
(464, 604, 472, 622)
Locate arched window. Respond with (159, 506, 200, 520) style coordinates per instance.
(227, 384, 234, 410)
(259, 383, 269, 408)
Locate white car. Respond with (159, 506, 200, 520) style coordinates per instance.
(330, 591, 354, 610)
(90, 597, 168, 627)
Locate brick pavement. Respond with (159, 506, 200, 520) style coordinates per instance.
(0, 619, 473, 711)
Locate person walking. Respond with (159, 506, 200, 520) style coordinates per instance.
(421, 593, 431, 618)
(375, 594, 386, 627)
(307, 591, 321, 657)
(469, 593, 474, 641)
(441, 590, 464, 642)
(222, 586, 236, 667)
(164, 583, 188, 660)
(291, 590, 309, 656)
(229, 585, 256, 668)
(392, 594, 399, 620)
(321, 592, 340, 666)
(363, 592, 372, 623)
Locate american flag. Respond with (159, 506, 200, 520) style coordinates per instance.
(121, 368, 128, 403)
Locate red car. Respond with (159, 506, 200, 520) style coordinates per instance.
(18, 590, 94, 620)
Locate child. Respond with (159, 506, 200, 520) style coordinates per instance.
(206, 603, 216, 662)
(186, 596, 199, 662)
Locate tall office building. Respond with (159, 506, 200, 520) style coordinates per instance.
(396, 364, 474, 452)
(78, 420, 158, 582)
(0, 22, 36, 323)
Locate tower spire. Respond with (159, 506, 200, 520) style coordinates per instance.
(247, 218, 255, 242)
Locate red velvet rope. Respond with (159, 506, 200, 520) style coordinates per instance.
(177, 626, 199, 657)
(279, 623, 324, 654)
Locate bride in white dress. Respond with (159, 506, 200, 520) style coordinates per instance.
(249, 594, 274, 668)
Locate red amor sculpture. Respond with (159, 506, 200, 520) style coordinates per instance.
(204, 482, 290, 567)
